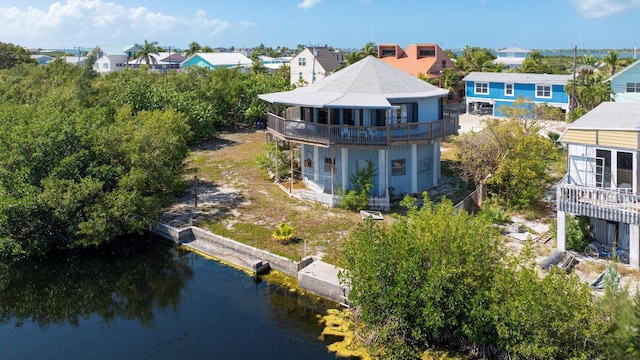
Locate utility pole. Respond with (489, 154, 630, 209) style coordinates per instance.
(570, 45, 577, 123)
(311, 45, 317, 84)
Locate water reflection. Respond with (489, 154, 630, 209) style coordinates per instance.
(0, 235, 193, 328)
(0, 234, 339, 359)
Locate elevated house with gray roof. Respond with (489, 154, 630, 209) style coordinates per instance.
(259, 56, 459, 209)
(556, 102, 640, 269)
(493, 46, 530, 69)
(463, 72, 572, 116)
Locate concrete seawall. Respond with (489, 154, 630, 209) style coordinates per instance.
(151, 223, 349, 305)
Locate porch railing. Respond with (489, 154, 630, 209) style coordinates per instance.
(557, 183, 640, 225)
(266, 112, 458, 146)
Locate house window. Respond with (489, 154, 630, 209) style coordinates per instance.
(505, 83, 514, 96)
(475, 82, 488, 94)
(381, 48, 396, 57)
(441, 60, 446, 68)
(392, 103, 418, 123)
(298, 57, 306, 66)
(102, 63, 108, 69)
(536, 84, 552, 98)
(418, 47, 436, 57)
(627, 82, 640, 93)
(324, 157, 335, 172)
(392, 159, 406, 176)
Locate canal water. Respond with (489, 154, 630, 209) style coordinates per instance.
(0, 235, 339, 359)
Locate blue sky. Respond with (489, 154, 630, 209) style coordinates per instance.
(1, 0, 640, 50)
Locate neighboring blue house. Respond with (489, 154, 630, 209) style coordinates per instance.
(493, 46, 530, 69)
(258, 56, 458, 210)
(31, 54, 54, 65)
(180, 53, 252, 71)
(463, 72, 572, 117)
(604, 59, 640, 102)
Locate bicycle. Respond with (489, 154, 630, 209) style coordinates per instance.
(584, 241, 629, 264)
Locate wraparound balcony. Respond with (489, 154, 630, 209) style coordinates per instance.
(265, 111, 459, 147)
(557, 183, 640, 225)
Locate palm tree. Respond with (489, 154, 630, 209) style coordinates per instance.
(565, 71, 612, 114)
(521, 50, 547, 73)
(343, 51, 362, 67)
(362, 42, 377, 57)
(184, 41, 201, 57)
(602, 50, 624, 77)
(579, 54, 600, 68)
(134, 40, 159, 65)
(440, 68, 463, 102)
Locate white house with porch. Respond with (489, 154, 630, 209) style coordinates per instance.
(258, 56, 458, 209)
(556, 102, 640, 269)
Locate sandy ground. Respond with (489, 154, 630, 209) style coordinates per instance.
(458, 112, 567, 136)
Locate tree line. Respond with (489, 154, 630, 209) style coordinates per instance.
(0, 41, 291, 262)
(343, 196, 640, 359)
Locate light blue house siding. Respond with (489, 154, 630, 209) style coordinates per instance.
(465, 81, 569, 116)
(463, 72, 572, 117)
(606, 60, 640, 102)
(181, 56, 216, 69)
(300, 143, 438, 197)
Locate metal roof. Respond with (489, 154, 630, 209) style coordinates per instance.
(496, 46, 531, 53)
(463, 72, 572, 85)
(259, 55, 448, 108)
(181, 52, 252, 67)
(564, 102, 640, 130)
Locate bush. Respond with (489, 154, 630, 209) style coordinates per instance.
(272, 223, 295, 244)
(477, 201, 511, 224)
(338, 160, 375, 211)
(550, 214, 591, 251)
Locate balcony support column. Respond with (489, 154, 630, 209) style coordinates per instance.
(631, 224, 639, 270)
(433, 142, 440, 187)
(556, 210, 566, 251)
(313, 146, 319, 183)
(341, 147, 348, 191)
(411, 144, 418, 193)
(378, 149, 386, 197)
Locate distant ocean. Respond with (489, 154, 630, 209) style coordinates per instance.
(452, 49, 637, 59)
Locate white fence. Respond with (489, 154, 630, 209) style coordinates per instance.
(298, 190, 390, 211)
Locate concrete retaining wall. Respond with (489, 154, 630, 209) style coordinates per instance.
(151, 222, 348, 304)
(152, 223, 194, 243)
(189, 226, 299, 277)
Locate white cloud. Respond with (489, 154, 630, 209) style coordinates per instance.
(0, 1, 230, 47)
(238, 20, 256, 27)
(298, 0, 321, 9)
(571, 0, 640, 18)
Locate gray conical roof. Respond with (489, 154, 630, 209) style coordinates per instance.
(259, 56, 448, 108)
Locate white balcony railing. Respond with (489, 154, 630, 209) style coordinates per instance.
(557, 183, 640, 225)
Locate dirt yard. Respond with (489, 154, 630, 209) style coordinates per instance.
(161, 128, 640, 292)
